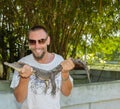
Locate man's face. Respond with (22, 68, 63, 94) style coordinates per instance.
(28, 29, 50, 60)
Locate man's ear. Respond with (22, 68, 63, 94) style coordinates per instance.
(29, 46, 31, 49)
(47, 36, 50, 45)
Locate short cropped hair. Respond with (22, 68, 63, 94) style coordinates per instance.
(30, 25, 48, 33)
(28, 25, 48, 36)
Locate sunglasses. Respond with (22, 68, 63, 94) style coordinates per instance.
(28, 37, 48, 45)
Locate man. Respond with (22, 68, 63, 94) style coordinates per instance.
(10, 25, 74, 109)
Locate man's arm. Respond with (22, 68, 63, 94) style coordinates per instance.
(60, 59, 75, 96)
(14, 77, 30, 103)
(13, 65, 33, 103)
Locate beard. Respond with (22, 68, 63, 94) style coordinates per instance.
(32, 50, 45, 60)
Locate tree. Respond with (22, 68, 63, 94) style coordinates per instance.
(0, 0, 120, 79)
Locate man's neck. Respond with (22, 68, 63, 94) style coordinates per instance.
(35, 52, 54, 64)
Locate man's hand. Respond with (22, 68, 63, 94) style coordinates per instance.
(19, 65, 33, 78)
(61, 58, 75, 73)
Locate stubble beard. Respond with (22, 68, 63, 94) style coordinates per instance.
(33, 51, 45, 60)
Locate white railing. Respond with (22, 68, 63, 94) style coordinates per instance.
(1, 80, 120, 109)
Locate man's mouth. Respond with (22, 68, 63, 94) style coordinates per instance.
(35, 49, 42, 53)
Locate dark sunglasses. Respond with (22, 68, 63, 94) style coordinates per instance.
(28, 37, 48, 45)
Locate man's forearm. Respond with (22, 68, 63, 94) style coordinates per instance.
(14, 77, 30, 103)
(61, 72, 73, 96)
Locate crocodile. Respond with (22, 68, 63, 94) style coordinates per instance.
(4, 58, 91, 95)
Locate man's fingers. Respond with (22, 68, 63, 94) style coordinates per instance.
(61, 59, 75, 72)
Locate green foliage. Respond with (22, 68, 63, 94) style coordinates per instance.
(0, 0, 120, 79)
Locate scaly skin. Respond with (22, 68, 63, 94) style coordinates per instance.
(4, 59, 91, 95)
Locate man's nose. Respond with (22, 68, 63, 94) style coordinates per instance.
(35, 41, 43, 48)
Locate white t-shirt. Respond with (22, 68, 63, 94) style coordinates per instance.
(10, 53, 73, 109)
